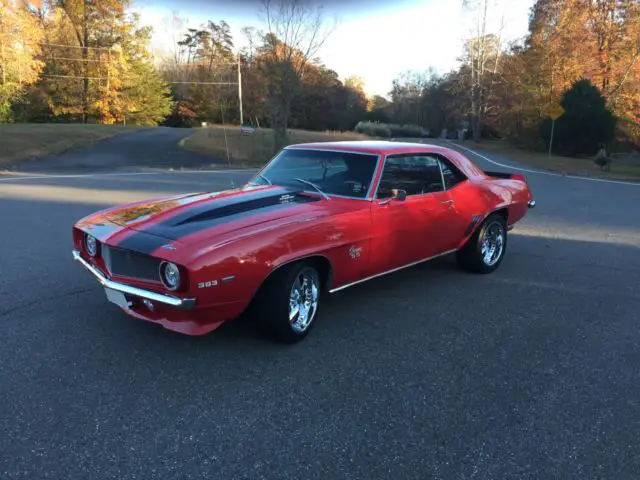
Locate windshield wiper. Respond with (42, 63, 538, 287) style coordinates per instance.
(294, 178, 331, 200)
(254, 173, 271, 185)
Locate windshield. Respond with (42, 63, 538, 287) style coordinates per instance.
(250, 149, 379, 199)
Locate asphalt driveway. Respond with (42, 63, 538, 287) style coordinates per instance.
(1, 137, 639, 479)
(2, 127, 223, 174)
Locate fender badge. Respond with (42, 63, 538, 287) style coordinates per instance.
(279, 194, 296, 203)
(348, 245, 362, 259)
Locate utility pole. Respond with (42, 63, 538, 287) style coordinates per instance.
(237, 54, 243, 125)
(106, 49, 110, 92)
(547, 118, 555, 160)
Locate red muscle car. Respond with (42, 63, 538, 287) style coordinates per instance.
(72, 141, 535, 342)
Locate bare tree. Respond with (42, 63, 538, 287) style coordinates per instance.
(258, 0, 336, 151)
(461, 0, 505, 142)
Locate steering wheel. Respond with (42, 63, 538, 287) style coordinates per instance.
(343, 180, 367, 195)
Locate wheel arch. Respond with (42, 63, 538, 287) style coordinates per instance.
(278, 254, 334, 292)
(491, 206, 510, 224)
(457, 206, 510, 249)
(243, 253, 334, 314)
(455, 207, 509, 274)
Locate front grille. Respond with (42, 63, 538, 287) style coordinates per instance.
(102, 245, 161, 282)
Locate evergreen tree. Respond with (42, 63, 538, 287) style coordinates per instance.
(541, 79, 617, 156)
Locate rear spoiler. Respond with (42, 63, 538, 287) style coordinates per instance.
(484, 170, 527, 183)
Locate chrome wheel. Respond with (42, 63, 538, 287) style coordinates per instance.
(288, 267, 320, 333)
(481, 221, 505, 266)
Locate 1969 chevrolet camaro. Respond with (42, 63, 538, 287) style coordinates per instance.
(72, 141, 535, 342)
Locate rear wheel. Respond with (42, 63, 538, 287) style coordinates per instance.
(253, 261, 322, 343)
(456, 213, 507, 274)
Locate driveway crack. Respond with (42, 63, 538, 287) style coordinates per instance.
(0, 287, 96, 318)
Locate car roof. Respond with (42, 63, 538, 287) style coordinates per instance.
(284, 140, 486, 179)
(285, 140, 438, 155)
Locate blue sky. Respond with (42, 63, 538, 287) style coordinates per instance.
(131, 0, 535, 98)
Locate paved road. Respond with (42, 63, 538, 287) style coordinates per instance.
(1, 127, 223, 174)
(1, 140, 640, 479)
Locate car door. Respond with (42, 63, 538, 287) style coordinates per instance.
(368, 154, 454, 275)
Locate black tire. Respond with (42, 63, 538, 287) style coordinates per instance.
(456, 213, 508, 274)
(252, 261, 323, 343)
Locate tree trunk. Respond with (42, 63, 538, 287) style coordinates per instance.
(1, 35, 5, 85)
(82, 0, 89, 124)
(472, 115, 482, 142)
(273, 122, 289, 153)
(271, 98, 290, 153)
(0, 10, 5, 86)
(599, 37, 609, 92)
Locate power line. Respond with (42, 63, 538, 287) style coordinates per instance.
(40, 42, 115, 51)
(40, 74, 238, 85)
(168, 81, 237, 85)
(46, 57, 105, 63)
(37, 48, 245, 124)
(42, 74, 107, 80)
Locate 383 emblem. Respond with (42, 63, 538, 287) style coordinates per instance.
(197, 275, 236, 289)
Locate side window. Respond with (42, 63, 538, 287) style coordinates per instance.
(436, 156, 467, 190)
(376, 155, 444, 198)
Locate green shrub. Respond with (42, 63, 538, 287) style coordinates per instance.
(354, 121, 428, 138)
(355, 121, 391, 137)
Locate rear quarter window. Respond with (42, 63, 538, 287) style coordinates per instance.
(438, 158, 467, 190)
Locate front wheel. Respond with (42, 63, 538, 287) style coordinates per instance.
(253, 261, 322, 343)
(456, 213, 508, 274)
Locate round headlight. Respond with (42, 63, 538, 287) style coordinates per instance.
(85, 234, 98, 257)
(160, 261, 180, 291)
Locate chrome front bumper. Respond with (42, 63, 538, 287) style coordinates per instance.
(72, 250, 196, 310)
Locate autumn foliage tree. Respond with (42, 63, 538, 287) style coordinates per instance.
(1, 0, 637, 154)
(386, 0, 639, 150)
(30, 0, 173, 124)
(45, 0, 132, 122)
(505, 0, 638, 145)
(0, 0, 44, 121)
(1, 0, 173, 124)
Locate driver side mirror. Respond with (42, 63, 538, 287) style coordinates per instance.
(378, 188, 407, 205)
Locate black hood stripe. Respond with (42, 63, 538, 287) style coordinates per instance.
(172, 189, 305, 226)
(114, 229, 175, 255)
(156, 185, 303, 227)
(112, 186, 321, 252)
(143, 201, 310, 240)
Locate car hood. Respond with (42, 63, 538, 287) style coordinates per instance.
(102, 184, 325, 245)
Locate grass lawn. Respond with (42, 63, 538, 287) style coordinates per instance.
(0, 123, 144, 166)
(180, 125, 369, 167)
(463, 139, 640, 181)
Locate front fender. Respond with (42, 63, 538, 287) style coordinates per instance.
(185, 210, 370, 309)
